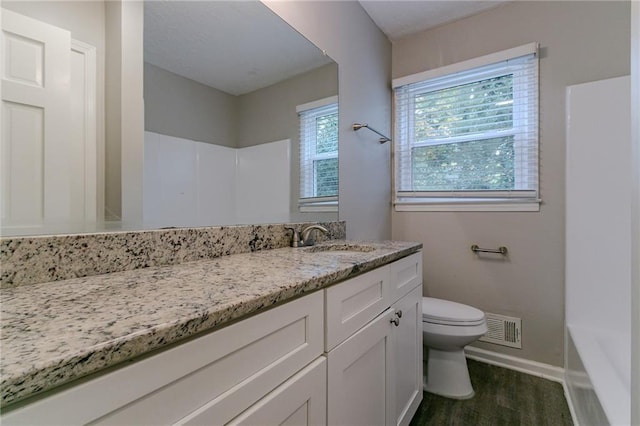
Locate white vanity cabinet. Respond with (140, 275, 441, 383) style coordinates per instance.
(2, 251, 422, 426)
(2, 291, 325, 426)
(326, 252, 423, 426)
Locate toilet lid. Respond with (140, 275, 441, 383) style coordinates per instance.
(422, 297, 486, 326)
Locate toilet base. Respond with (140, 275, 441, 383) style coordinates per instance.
(423, 347, 475, 399)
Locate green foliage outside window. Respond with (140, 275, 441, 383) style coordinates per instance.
(315, 158, 338, 196)
(314, 112, 338, 196)
(411, 136, 515, 190)
(316, 113, 338, 154)
(411, 75, 516, 191)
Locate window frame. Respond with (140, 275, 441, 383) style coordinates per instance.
(297, 96, 339, 213)
(392, 43, 540, 212)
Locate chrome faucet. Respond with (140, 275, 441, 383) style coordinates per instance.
(284, 224, 330, 247)
(300, 225, 329, 247)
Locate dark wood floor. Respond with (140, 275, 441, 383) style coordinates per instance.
(409, 359, 573, 426)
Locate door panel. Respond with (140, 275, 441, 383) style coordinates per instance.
(1, 9, 71, 228)
(1, 102, 43, 224)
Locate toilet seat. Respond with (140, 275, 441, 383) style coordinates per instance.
(422, 297, 486, 326)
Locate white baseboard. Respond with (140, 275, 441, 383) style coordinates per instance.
(464, 346, 565, 383)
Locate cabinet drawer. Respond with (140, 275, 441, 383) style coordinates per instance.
(389, 252, 422, 304)
(3, 291, 323, 426)
(325, 265, 391, 351)
(181, 357, 327, 426)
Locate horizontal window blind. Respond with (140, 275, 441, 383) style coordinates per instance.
(394, 47, 538, 203)
(299, 100, 338, 202)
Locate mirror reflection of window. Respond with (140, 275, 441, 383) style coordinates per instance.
(297, 96, 339, 212)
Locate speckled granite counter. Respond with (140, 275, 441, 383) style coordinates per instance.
(1, 222, 345, 288)
(0, 240, 421, 407)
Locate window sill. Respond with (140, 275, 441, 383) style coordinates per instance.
(394, 198, 540, 212)
(299, 202, 338, 213)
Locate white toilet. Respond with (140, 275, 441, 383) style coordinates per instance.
(422, 297, 488, 399)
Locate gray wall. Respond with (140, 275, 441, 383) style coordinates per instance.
(391, 1, 630, 366)
(104, 1, 122, 221)
(264, 1, 393, 241)
(144, 61, 336, 150)
(237, 62, 337, 148)
(144, 63, 238, 148)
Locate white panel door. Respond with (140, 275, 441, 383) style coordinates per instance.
(70, 40, 98, 224)
(1, 9, 71, 228)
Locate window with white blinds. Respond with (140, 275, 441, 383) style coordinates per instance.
(393, 43, 539, 211)
(297, 96, 338, 211)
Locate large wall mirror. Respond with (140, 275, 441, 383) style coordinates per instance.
(0, 1, 338, 237)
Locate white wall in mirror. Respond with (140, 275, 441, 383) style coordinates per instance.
(235, 140, 291, 225)
(144, 132, 290, 228)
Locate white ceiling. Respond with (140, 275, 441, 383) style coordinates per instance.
(144, 1, 508, 95)
(144, 1, 332, 96)
(359, 0, 509, 41)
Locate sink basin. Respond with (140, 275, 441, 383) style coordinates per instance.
(304, 243, 377, 253)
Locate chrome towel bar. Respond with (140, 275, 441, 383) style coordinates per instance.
(352, 123, 391, 144)
(471, 245, 508, 255)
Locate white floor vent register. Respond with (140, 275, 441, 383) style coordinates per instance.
(479, 313, 522, 349)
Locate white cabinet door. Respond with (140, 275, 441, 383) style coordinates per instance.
(220, 357, 326, 426)
(392, 285, 423, 426)
(327, 307, 396, 426)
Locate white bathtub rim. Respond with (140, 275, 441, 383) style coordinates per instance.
(566, 324, 631, 426)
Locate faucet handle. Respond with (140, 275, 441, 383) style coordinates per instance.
(284, 226, 301, 247)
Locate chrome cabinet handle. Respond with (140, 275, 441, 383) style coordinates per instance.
(390, 309, 402, 326)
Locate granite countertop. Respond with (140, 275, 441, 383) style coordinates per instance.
(0, 240, 421, 407)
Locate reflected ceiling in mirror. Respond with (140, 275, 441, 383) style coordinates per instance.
(144, 1, 332, 96)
